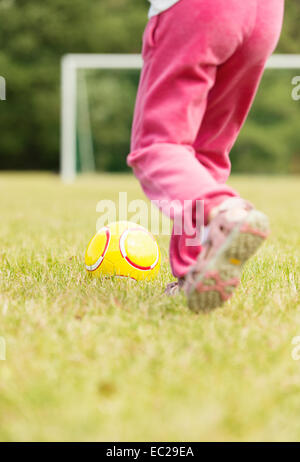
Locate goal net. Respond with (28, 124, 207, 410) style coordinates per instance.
(60, 54, 300, 182)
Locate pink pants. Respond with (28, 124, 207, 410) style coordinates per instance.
(128, 0, 284, 278)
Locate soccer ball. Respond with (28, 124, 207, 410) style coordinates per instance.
(85, 221, 161, 281)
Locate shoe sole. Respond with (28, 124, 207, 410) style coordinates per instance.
(186, 210, 270, 313)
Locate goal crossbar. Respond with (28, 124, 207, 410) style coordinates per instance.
(60, 53, 300, 182)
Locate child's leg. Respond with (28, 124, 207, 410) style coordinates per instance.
(128, 0, 284, 279)
(192, 0, 285, 183)
(171, 0, 284, 278)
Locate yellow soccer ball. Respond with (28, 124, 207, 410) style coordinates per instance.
(85, 221, 161, 281)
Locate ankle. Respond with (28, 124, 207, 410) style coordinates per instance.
(208, 197, 253, 223)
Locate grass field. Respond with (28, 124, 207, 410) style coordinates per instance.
(0, 173, 299, 442)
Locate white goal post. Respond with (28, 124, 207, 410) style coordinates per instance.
(60, 53, 300, 183)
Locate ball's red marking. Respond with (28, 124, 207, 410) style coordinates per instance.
(119, 228, 159, 271)
(125, 256, 152, 271)
(86, 228, 110, 272)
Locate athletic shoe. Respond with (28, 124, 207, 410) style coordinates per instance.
(184, 198, 270, 313)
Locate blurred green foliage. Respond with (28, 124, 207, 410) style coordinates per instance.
(0, 0, 299, 173)
(231, 70, 300, 174)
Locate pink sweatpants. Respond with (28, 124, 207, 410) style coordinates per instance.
(128, 0, 284, 278)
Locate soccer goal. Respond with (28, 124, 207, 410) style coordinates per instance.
(60, 53, 300, 182)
